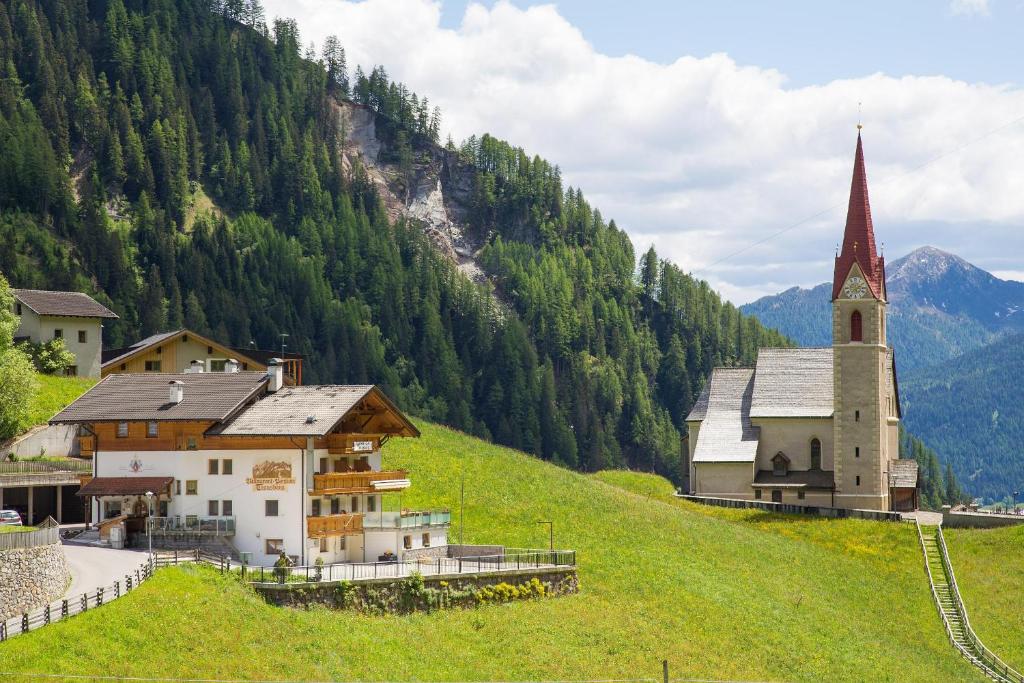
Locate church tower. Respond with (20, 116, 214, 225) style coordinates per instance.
(832, 132, 899, 510)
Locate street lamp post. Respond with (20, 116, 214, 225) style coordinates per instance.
(145, 491, 155, 571)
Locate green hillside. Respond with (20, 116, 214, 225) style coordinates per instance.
(945, 526, 1024, 672)
(0, 422, 979, 681)
(20, 374, 95, 436)
(0, 0, 789, 482)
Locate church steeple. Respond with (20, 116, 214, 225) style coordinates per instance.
(832, 132, 886, 301)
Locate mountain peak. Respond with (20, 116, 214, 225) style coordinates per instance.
(888, 245, 978, 283)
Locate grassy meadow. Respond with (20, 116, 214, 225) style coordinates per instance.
(945, 525, 1024, 672)
(19, 373, 95, 437)
(0, 422, 984, 681)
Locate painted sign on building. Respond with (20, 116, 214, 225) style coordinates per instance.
(245, 461, 296, 491)
(353, 440, 374, 452)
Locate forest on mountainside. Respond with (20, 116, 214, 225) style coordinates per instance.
(0, 0, 790, 479)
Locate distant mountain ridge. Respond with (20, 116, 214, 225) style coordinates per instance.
(741, 246, 1024, 370)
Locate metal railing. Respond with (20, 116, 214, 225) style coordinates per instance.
(152, 547, 576, 585)
(0, 460, 92, 474)
(0, 559, 152, 642)
(935, 525, 1024, 683)
(362, 510, 451, 529)
(148, 516, 236, 535)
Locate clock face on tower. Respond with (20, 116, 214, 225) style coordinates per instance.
(843, 276, 868, 299)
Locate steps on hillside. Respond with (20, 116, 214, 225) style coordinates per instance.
(918, 524, 1022, 683)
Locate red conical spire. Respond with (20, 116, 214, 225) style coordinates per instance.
(832, 132, 885, 301)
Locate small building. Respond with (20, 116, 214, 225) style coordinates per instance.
(12, 289, 118, 377)
(685, 133, 918, 512)
(51, 363, 449, 565)
(102, 329, 302, 385)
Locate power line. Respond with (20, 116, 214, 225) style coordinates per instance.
(692, 111, 1024, 278)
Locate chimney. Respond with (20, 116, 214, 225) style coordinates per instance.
(225, 358, 240, 373)
(267, 358, 284, 392)
(169, 380, 184, 405)
(185, 359, 205, 374)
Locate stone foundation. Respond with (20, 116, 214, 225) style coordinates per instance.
(0, 542, 70, 620)
(255, 567, 578, 614)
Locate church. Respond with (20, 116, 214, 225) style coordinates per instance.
(685, 132, 919, 512)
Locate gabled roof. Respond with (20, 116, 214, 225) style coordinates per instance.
(102, 331, 180, 365)
(101, 328, 265, 371)
(690, 368, 760, 463)
(750, 348, 834, 418)
(210, 385, 419, 438)
(13, 289, 117, 319)
(50, 372, 268, 423)
(890, 459, 919, 489)
(832, 133, 886, 301)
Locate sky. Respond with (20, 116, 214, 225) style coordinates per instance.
(266, 0, 1024, 304)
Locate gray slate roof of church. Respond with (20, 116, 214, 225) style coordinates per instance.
(689, 368, 760, 463)
(750, 348, 834, 418)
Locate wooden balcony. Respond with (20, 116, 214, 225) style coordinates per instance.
(78, 435, 96, 457)
(311, 470, 409, 494)
(307, 513, 364, 538)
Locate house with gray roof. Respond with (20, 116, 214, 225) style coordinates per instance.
(51, 361, 445, 565)
(11, 289, 118, 377)
(685, 133, 918, 513)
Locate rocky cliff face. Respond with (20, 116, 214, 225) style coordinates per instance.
(333, 101, 485, 282)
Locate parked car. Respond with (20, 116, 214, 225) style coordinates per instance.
(0, 509, 23, 526)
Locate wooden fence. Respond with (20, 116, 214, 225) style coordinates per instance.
(0, 559, 153, 642)
(0, 519, 60, 551)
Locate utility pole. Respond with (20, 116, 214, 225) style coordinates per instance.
(459, 473, 466, 548)
(279, 333, 289, 357)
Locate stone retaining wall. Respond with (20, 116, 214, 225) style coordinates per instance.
(255, 566, 578, 614)
(0, 542, 70, 620)
(403, 543, 505, 561)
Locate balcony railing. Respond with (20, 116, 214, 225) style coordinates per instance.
(363, 510, 451, 530)
(307, 513, 364, 538)
(311, 470, 409, 494)
(148, 516, 236, 536)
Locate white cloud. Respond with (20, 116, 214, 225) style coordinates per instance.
(266, 0, 1024, 304)
(950, 0, 990, 16)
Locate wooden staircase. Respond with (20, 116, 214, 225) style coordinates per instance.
(918, 523, 1023, 683)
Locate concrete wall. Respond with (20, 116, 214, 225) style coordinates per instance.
(0, 542, 70, 620)
(942, 507, 1024, 528)
(2, 425, 79, 459)
(14, 310, 103, 377)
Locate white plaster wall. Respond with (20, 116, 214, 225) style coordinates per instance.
(96, 448, 307, 564)
(15, 313, 104, 377)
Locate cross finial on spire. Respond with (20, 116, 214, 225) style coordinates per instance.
(857, 101, 863, 131)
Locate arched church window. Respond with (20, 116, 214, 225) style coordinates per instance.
(850, 310, 863, 342)
(810, 439, 821, 470)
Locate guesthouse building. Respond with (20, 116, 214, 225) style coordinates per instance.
(50, 361, 449, 565)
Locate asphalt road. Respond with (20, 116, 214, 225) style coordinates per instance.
(61, 543, 150, 598)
